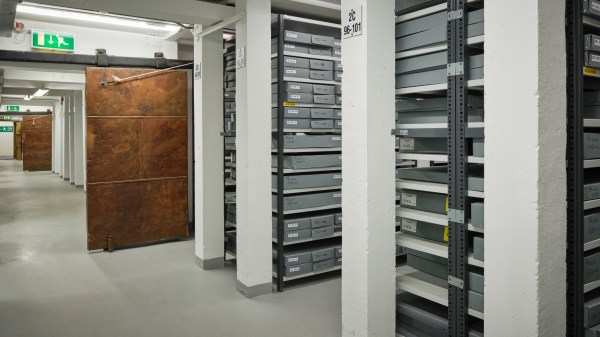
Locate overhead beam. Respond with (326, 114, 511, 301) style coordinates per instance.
(0, 0, 18, 37)
(271, 0, 341, 22)
(3, 68, 85, 84)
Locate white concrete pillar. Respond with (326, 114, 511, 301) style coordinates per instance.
(62, 97, 70, 180)
(341, 0, 396, 336)
(52, 102, 57, 173)
(69, 93, 75, 184)
(74, 91, 84, 187)
(194, 24, 225, 269)
(485, 0, 566, 336)
(234, 0, 272, 298)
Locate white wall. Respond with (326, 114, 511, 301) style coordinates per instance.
(0, 19, 178, 59)
(0, 121, 14, 158)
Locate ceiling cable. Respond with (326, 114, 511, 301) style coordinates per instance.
(100, 62, 193, 86)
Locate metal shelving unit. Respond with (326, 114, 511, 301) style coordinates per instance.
(394, 0, 485, 335)
(272, 14, 343, 291)
(223, 33, 237, 261)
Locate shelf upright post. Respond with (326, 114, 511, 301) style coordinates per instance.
(566, 0, 584, 335)
(276, 15, 286, 292)
(447, 0, 468, 335)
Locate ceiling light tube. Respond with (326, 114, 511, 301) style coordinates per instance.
(33, 89, 49, 97)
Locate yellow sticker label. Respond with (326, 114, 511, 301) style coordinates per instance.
(585, 67, 598, 77)
(445, 196, 449, 213)
(283, 102, 296, 107)
(444, 227, 449, 242)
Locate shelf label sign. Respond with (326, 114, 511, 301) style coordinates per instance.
(6, 106, 19, 112)
(2, 116, 12, 120)
(343, 6, 362, 39)
(0, 126, 14, 132)
(32, 30, 75, 53)
(236, 47, 246, 69)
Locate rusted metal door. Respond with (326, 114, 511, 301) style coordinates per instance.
(85, 67, 189, 251)
(14, 121, 22, 160)
(22, 116, 52, 170)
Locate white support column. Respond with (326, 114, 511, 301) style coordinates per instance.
(62, 97, 70, 180)
(234, 0, 272, 298)
(74, 91, 84, 187)
(341, 0, 396, 336)
(485, 0, 566, 336)
(69, 93, 76, 184)
(52, 102, 57, 173)
(194, 24, 225, 269)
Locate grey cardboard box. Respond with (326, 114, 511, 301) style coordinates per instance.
(225, 60, 235, 67)
(226, 203, 236, 215)
(314, 94, 336, 105)
(469, 271, 484, 294)
(335, 246, 342, 257)
(286, 93, 313, 104)
(273, 135, 342, 149)
(225, 73, 235, 81)
(313, 258, 336, 272)
(272, 118, 311, 129)
(275, 249, 313, 267)
(334, 120, 342, 129)
(278, 107, 311, 119)
(226, 233, 236, 254)
(271, 83, 278, 94)
(584, 0, 600, 18)
(335, 214, 343, 225)
(585, 91, 600, 106)
(283, 43, 309, 54)
(468, 290, 484, 313)
(309, 46, 332, 56)
(336, 96, 342, 105)
(311, 214, 335, 228)
(284, 82, 313, 93)
(399, 137, 447, 154)
(471, 202, 484, 229)
(334, 39, 341, 48)
(396, 20, 484, 52)
(283, 67, 310, 79)
(310, 59, 334, 71)
(473, 138, 484, 157)
(335, 61, 343, 72)
(396, 165, 484, 190)
(396, 109, 484, 124)
(397, 96, 483, 112)
(396, 52, 484, 75)
(587, 52, 600, 69)
(226, 212, 236, 224)
(586, 251, 600, 284)
(396, 67, 484, 88)
(334, 109, 342, 119)
(284, 30, 312, 44)
(312, 34, 335, 47)
(271, 58, 278, 69)
(282, 262, 313, 277)
(312, 247, 335, 262)
(586, 34, 600, 52)
(273, 154, 342, 169)
(311, 119, 334, 129)
(473, 236, 484, 262)
(586, 133, 600, 159)
(225, 137, 236, 145)
(585, 106, 600, 119)
(399, 189, 447, 214)
(279, 228, 312, 242)
(335, 257, 342, 266)
(333, 48, 342, 57)
(395, 11, 446, 38)
(400, 217, 447, 243)
(585, 181, 600, 201)
(272, 216, 311, 232)
(336, 84, 342, 95)
(312, 225, 335, 238)
(585, 297, 600, 328)
(273, 191, 342, 211)
(311, 108, 334, 119)
(272, 172, 342, 190)
(334, 223, 342, 232)
(310, 70, 334, 81)
(284, 56, 310, 68)
(335, 71, 343, 82)
(407, 252, 448, 279)
(585, 212, 600, 244)
(314, 84, 335, 95)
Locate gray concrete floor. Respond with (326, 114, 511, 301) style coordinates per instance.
(0, 160, 341, 337)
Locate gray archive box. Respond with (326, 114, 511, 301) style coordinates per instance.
(311, 214, 335, 228)
(273, 228, 312, 242)
(314, 84, 335, 95)
(586, 297, 600, 328)
(335, 257, 342, 266)
(473, 138, 485, 157)
(473, 236, 484, 262)
(313, 258, 336, 272)
(335, 71, 343, 82)
(335, 246, 342, 257)
(396, 67, 484, 89)
(333, 48, 342, 57)
(396, 109, 484, 124)
(284, 56, 310, 68)
(314, 94, 336, 105)
(396, 165, 484, 191)
(584, 0, 600, 18)
(335, 84, 342, 95)
(585, 212, 600, 244)
(586, 52, 600, 69)
(310, 59, 334, 71)
(311, 119, 334, 129)
(281, 262, 313, 277)
(271, 58, 278, 69)
(313, 247, 335, 262)
(334, 109, 342, 119)
(275, 249, 313, 267)
(407, 250, 448, 279)
(400, 217, 446, 243)
(272, 172, 342, 190)
(334, 120, 342, 129)
(468, 290, 484, 313)
(310, 45, 332, 56)
(399, 189, 447, 214)
(273, 154, 342, 169)
(396, 11, 446, 38)
(284, 82, 313, 93)
(335, 213, 343, 224)
(336, 96, 342, 105)
(334, 39, 341, 48)
(273, 191, 342, 211)
(312, 34, 335, 47)
(585, 133, 600, 159)
(471, 202, 484, 229)
(335, 61, 343, 72)
(272, 216, 312, 232)
(311, 70, 334, 81)
(272, 83, 278, 94)
(398, 138, 447, 154)
(286, 93, 313, 103)
(587, 34, 600, 52)
(312, 108, 335, 119)
(278, 107, 311, 119)
(282, 43, 309, 54)
(398, 96, 483, 111)
(226, 203, 236, 214)
(585, 180, 600, 201)
(586, 251, 600, 284)
(396, 52, 484, 75)
(283, 67, 310, 79)
(284, 30, 312, 44)
(585, 91, 600, 106)
(585, 106, 600, 119)
(273, 135, 341, 149)
(334, 223, 342, 232)
(313, 225, 335, 238)
(469, 271, 484, 294)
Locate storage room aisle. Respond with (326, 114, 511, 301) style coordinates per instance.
(0, 160, 341, 337)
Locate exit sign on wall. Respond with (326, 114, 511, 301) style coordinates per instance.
(2, 116, 12, 120)
(0, 126, 14, 132)
(6, 106, 19, 112)
(31, 30, 75, 53)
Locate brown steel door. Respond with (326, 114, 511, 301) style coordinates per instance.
(22, 116, 52, 170)
(14, 121, 22, 160)
(85, 67, 189, 251)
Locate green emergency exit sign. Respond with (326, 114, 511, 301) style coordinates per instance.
(0, 126, 14, 132)
(6, 106, 19, 112)
(32, 30, 75, 53)
(2, 116, 12, 120)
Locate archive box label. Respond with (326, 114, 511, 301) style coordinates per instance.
(401, 193, 417, 207)
(401, 218, 418, 233)
(400, 138, 415, 150)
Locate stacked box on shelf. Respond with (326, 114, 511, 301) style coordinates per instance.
(272, 15, 343, 291)
(273, 242, 342, 279)
(223, 36, 237, 259)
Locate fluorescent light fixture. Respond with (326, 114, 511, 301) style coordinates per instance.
(17, 3, 181, 34)
(24, 95, 32, 101)
(33, 89, 49, 97)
